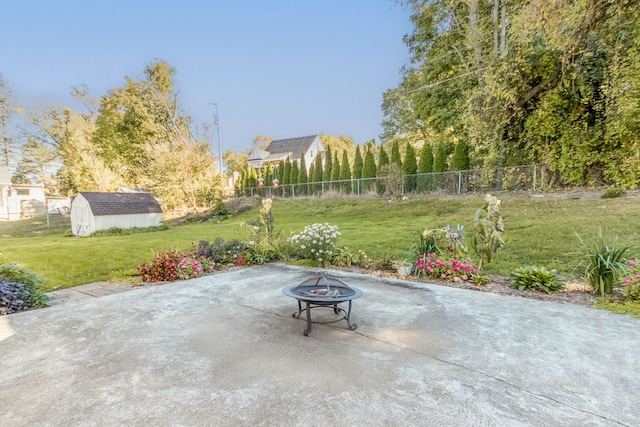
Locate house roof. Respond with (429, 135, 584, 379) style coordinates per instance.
(0, 166, 12, 185)
(264, 135, 319, 161)
(78, 192, 162, 216)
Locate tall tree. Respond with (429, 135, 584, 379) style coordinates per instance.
(451, 141, 470, 171)
(433, 144, 448, 173)
(418, 144, 434, 174)
(319, 134, 356, 160)
(312, 153, 323, 193)
(12, 137, 56, 190)
(289, 158, 299, 188)
(377, 145, 390, 194)
(403, 143, 418, 192)
(323, 146, 333, 182)
(352, 145, 364, 179)
(297, 154, 308, 194)
(339, 149, 352, 194)
(0, 75, 17, 166)
(330, 151, 340, 189)
(417, 143, 434, 191)
(223, 149, 250, 176)
(253, 135, 273, 151)
(362, 148, 377, 178)
(390, 140, 402, 168)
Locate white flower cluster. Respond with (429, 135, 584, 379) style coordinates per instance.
(289, 223, 341, 264)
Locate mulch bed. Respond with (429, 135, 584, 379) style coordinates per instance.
(333, 267, 599, 306)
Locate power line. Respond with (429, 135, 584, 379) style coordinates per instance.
(394, 67, 488, 97)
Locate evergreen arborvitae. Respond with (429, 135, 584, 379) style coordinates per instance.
(312, 153, 323, 194)
(403, 143, 418, 192)
(249, 167, 258, 188)
(308, 162, 315, 182)
(330, 151, 340, 190)
(433, 144, 448, 173)
(265, 166, 272, 188)
(451, 141, 470, 171)
(362, 149, 377, 178)
(391, 140, 402, 169)
(418, 144, 434, 173)
(290, 159, 299, 185)
(378, 145, 389, 168)
(277, 162, 285, 182)
(282, 158, 291, 185)
(298, 154, 308, 195)
(353, 146, 364, 179)
(323, 146, 332, 182)
(339, 149, 352, 194)
(377, 145, 390, 194)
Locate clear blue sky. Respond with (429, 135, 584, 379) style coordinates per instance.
(1, 0, 412, 156)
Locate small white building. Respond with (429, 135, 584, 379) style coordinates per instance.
(0, 166, 46, 221)
(70, 192, 163, 236)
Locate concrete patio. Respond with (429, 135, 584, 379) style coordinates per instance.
(1, 263, 639, 426)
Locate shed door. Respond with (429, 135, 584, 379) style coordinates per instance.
(74, 206, 91, 236)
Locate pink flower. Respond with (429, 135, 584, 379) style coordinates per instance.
(625, 279, 632, 284)
(629, 260, 637, 266)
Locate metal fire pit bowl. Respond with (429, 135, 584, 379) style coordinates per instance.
(282, 275, 363, 336)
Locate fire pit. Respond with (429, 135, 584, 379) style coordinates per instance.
(282, 275, 363, 336)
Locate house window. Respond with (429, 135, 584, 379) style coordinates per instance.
(16, 188, 29, 196)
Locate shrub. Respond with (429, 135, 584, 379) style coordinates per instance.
(601, 188, 626, 199)
(574, 231, 629, 296)
(622, 260, 640, 301)
(509, 266, 564, 294)
(1, 280, 32, 315)
(90, 225, 169, 237)
(289, 223, 341, 266)
(470, 194, 505, 270)
(197, 238, 249, 265)
(0, 263, 49, 312)
(415, 253, 481, 283)
(176, 253, 215, 280)
(138, 250, 182, 282)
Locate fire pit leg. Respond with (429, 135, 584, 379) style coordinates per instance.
(346, 300, 357, 331)
(292, 300, 303, 319)
(304, 301, 312, 336)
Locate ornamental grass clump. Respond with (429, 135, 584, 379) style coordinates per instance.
(289, 223, 341, 266)
(574, 230, 629, 297)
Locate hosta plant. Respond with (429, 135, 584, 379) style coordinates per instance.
(509, 266, 564, 294)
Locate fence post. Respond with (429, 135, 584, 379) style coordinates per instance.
(533, 164, 537, 191)
(457, 171, 462, 194)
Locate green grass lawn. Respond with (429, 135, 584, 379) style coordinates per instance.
(2, 193, 640, 293)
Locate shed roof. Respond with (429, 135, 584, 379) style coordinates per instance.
(264, 135, 319, 161)
(78, 192, 162, 216)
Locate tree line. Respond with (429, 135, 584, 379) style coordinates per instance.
(0, 61, 218, 213)
(383, 0, 639, 188)
(236, 139, 471, 195)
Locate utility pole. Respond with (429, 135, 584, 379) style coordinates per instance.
(213, 103, 223, 175)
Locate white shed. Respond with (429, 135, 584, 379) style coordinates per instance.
(70, 192, 163, 236)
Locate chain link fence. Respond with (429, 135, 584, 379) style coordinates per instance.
(234, 164, 617, 199)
